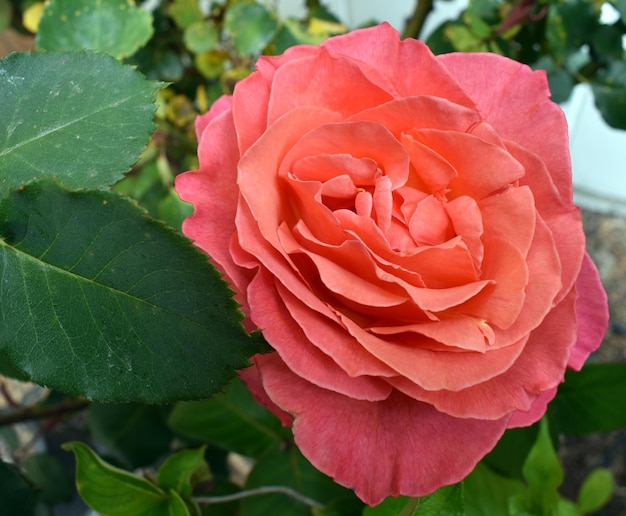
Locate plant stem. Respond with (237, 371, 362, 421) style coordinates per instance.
(403, 0, 435, 40)
(0, 398, 89, 427)
(194, 485, 324, 508)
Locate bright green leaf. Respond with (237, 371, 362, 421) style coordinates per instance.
(0, 51, 159, 191)
(23, 453, 74, 505)
(364, 497, 419, 515)
(89, 404, 173, 468)
(521, 418, 562, 514)
(0, 460, 38, 516)
(0, 179, 263, 403)
(577, 468, 614, 514)
(184, 21, 219, 54)
(592, 61, 626, 130)
(414, 484, 464, 515)
(37, 0, 153, 59)
(157, 447, 210, 498)
(168, 377, 288, 458)
(464, 463, 525, 516)
(550, 363, 626, 433)
(224, 3, 278, 56)
(62, 441, 171, 515)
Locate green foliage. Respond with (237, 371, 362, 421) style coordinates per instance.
(37, 0, 153, 59)
(168, 377, 289, 458)
(427, 0, 626, 129)
(0, 1, 623, 515)
(63, 441, 190, 515)
(0, 179, 262, 403)
(0, 51, 159, 190)
(550, 362, 626, 433)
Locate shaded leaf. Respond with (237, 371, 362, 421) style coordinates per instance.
(168, 377, 288, 458)
(37, 0, 153, 59)
(550, 363, 626, 433)
(0, 460, 38, 516)
(0, 179, 263, 403)
(364, 497, 418, 515)
(184, 21, 219, 54)
(415, 484, 464, 515)
(241, 447, 356, 516)
(23, 453, 74, 505)
(0, 0, 10, 32)
(88, 403, 173, 468)
(168, 0, 204, 30)
(592, 61, 626, 130)
(464, 463, 525, 516)
(0, 51, 159, 190)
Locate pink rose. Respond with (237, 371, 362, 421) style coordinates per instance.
(176, 23, 608, 505)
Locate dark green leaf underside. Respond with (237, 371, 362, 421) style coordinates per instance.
(0, 179, 262, 403)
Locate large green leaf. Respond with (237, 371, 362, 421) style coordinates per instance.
(157, 447, 210, 499)
(23, 453, 74, 505)
(37, 0, 153, 59)
(63, 441, 189, 516)
(464, 463, 525, 516)
(0, 51, 159, 191)
(550, 362, 626, 434)
(168, 377, 289, 458)
(0, 179, 263, 403)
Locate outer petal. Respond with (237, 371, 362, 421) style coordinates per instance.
(568, 254, 609, 370)
(438, 52, 573, 202)
(256, 353, 509, 506)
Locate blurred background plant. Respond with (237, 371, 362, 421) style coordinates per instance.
(0, 1, 624, 515)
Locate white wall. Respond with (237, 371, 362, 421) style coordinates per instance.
(277, 0, 626, 213)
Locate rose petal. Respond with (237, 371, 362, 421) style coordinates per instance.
(256, 352, 509, 506)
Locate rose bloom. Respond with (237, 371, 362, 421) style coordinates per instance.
(176, 23, 608, 505)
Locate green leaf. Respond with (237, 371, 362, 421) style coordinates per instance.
(37, 0, 153, 59)
(241, 447, 355, 516)
(520, 418, 562, 514)
(415, 484, 465, 515)
(592, 61, 626, 130)
(88, 403, 173, 468)
(364, 497, 419, 515)
(483, 424, 540, 479)
(0, 350, 31, 381)
(224, 3, 278, 56)
(550, 363, 626, 434)
(157, 447, 210, 499)
(168, 0, 204, 30)
(0, 460, 38, 516)
(577, 468, 614, 514)
(184, 21, 219, 54)
(63, 441, 187, 516)
(168, 377, 288, 458)
(23, 453, 74, 505)
(0, 51, 159, 191)
(0, 179, 263, 403)
(464, 463, 525, 516)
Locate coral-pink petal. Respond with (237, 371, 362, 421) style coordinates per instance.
(348, 96, 481, 136)
(323, 23, 476, 106)
(438, 52, 572, 201)
(508, 387, 558, 428)
(402, 135, 458, 194)
(238, 106, 342, 247)
(568, 254, 609, 370)
(412, 129, 525, 199)
(390, 288, 578, 419)
(256, 352, 509, 506)
(247, 270, 392, 401)
(409, 195, 454, 246)
(267, 49, 393, 124)
(338, 313, 526, 391)
(445, 196, 484, 271)
(195, 95, 233, 140)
